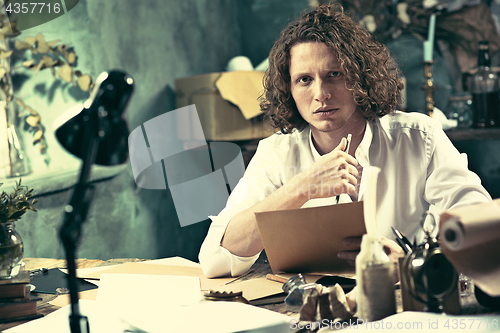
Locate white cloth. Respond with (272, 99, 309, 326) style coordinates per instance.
(198, 111, 491, 278)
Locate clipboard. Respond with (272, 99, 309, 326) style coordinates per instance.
(255, 201, 366, 274)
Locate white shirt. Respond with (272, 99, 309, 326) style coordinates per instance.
(198, 112, 491, 278)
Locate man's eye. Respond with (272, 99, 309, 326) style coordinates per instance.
(298, 77, 310, 83)
(328, 71, 341, 78)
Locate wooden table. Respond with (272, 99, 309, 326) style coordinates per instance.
(0, 256, 275, 331)
(1, 255, 493, 332)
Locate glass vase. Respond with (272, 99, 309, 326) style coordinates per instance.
(0, 222, 24, 279)
(0, 34, 31, 178)
(5, 101, 31, 177)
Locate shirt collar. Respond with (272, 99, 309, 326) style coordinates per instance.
(307, 119, 373, 164)
(356, 118, 373, 167)
(308, 126, 321, 161)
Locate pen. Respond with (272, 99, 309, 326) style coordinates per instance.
(344, 133, 352, 155)
(266, 273, 288, 284)
(391, 226, 412, 254)
(336, 134, 352, 204)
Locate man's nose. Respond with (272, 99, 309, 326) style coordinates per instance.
(314, 80, 331, 102)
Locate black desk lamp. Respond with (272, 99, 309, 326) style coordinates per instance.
(55, 70, 134, 333)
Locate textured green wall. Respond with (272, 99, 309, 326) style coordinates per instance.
(5, 0, 499, 263)
(10, 0, 243, 261)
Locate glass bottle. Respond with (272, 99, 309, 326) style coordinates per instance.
(0, 222, 24, 279)
(356, 234, 396, 322)
(470, 41, 500, 128)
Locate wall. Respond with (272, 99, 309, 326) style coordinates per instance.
(8, 0, 242, 261)
(4, 0, 499, 262)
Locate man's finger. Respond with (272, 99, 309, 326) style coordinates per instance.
(343, 237, 362, 247)
(333, 137, 347, 151)
(337, 251, 359, 260)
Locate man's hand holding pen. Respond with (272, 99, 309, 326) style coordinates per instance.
(298, 136, 358, 200)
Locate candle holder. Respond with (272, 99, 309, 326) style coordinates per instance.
(422, 61, 437, 117)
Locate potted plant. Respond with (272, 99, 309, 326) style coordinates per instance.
(0, 179, 37, 279)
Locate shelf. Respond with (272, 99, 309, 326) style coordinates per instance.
(445, 128, 500, 141)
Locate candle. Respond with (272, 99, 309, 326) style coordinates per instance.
(423, 14, 436, 62)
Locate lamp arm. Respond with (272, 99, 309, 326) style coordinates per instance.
(59, 110, 100, 333)
(56, 70, 134, 333)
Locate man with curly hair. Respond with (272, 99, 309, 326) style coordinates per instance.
(199, 4, 490, 278)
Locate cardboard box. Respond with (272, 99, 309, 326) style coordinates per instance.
(175, 71, 276, 141)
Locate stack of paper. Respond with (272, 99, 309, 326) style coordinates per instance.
(5, 257, 292, 333)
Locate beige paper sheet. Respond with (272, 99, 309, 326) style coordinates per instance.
(255, 201, 366, 274)
(77, 262, 236, 291)
(216, 71, 264, 120)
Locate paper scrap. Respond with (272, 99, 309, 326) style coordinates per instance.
(78, 262, 235, 290)
(215, 277, 284, 301)
(215, 71, 264, 119)
(96, 273, 201, 309)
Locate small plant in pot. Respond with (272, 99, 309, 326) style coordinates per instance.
(0, 179, 37, 279)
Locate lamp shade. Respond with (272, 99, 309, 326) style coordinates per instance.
(55, 70, 134, 166)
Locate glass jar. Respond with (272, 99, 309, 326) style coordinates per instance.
(446, 93, 473, 129)
(0, 222, 24, 279)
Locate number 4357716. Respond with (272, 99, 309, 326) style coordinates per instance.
(444, 318, 498, 330)
(6, 2, 61, 14)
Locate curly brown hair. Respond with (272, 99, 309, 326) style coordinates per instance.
(260, 3, 404, 133)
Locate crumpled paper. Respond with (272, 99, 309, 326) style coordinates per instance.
(299, 283, 355, 322)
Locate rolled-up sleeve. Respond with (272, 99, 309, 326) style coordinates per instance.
(198, 138, 284, 278)
(199, 211, 260, 278)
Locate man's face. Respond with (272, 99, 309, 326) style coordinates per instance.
(289, 42, 359, 134)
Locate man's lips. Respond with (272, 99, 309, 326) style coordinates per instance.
(314, 107, 338, 114)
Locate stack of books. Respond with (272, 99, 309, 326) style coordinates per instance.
(0, 269, 42, 323)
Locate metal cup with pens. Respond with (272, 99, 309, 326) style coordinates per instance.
(398, 211, 460, 314)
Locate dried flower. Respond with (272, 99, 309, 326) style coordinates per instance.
(0, 10, 95, 155)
